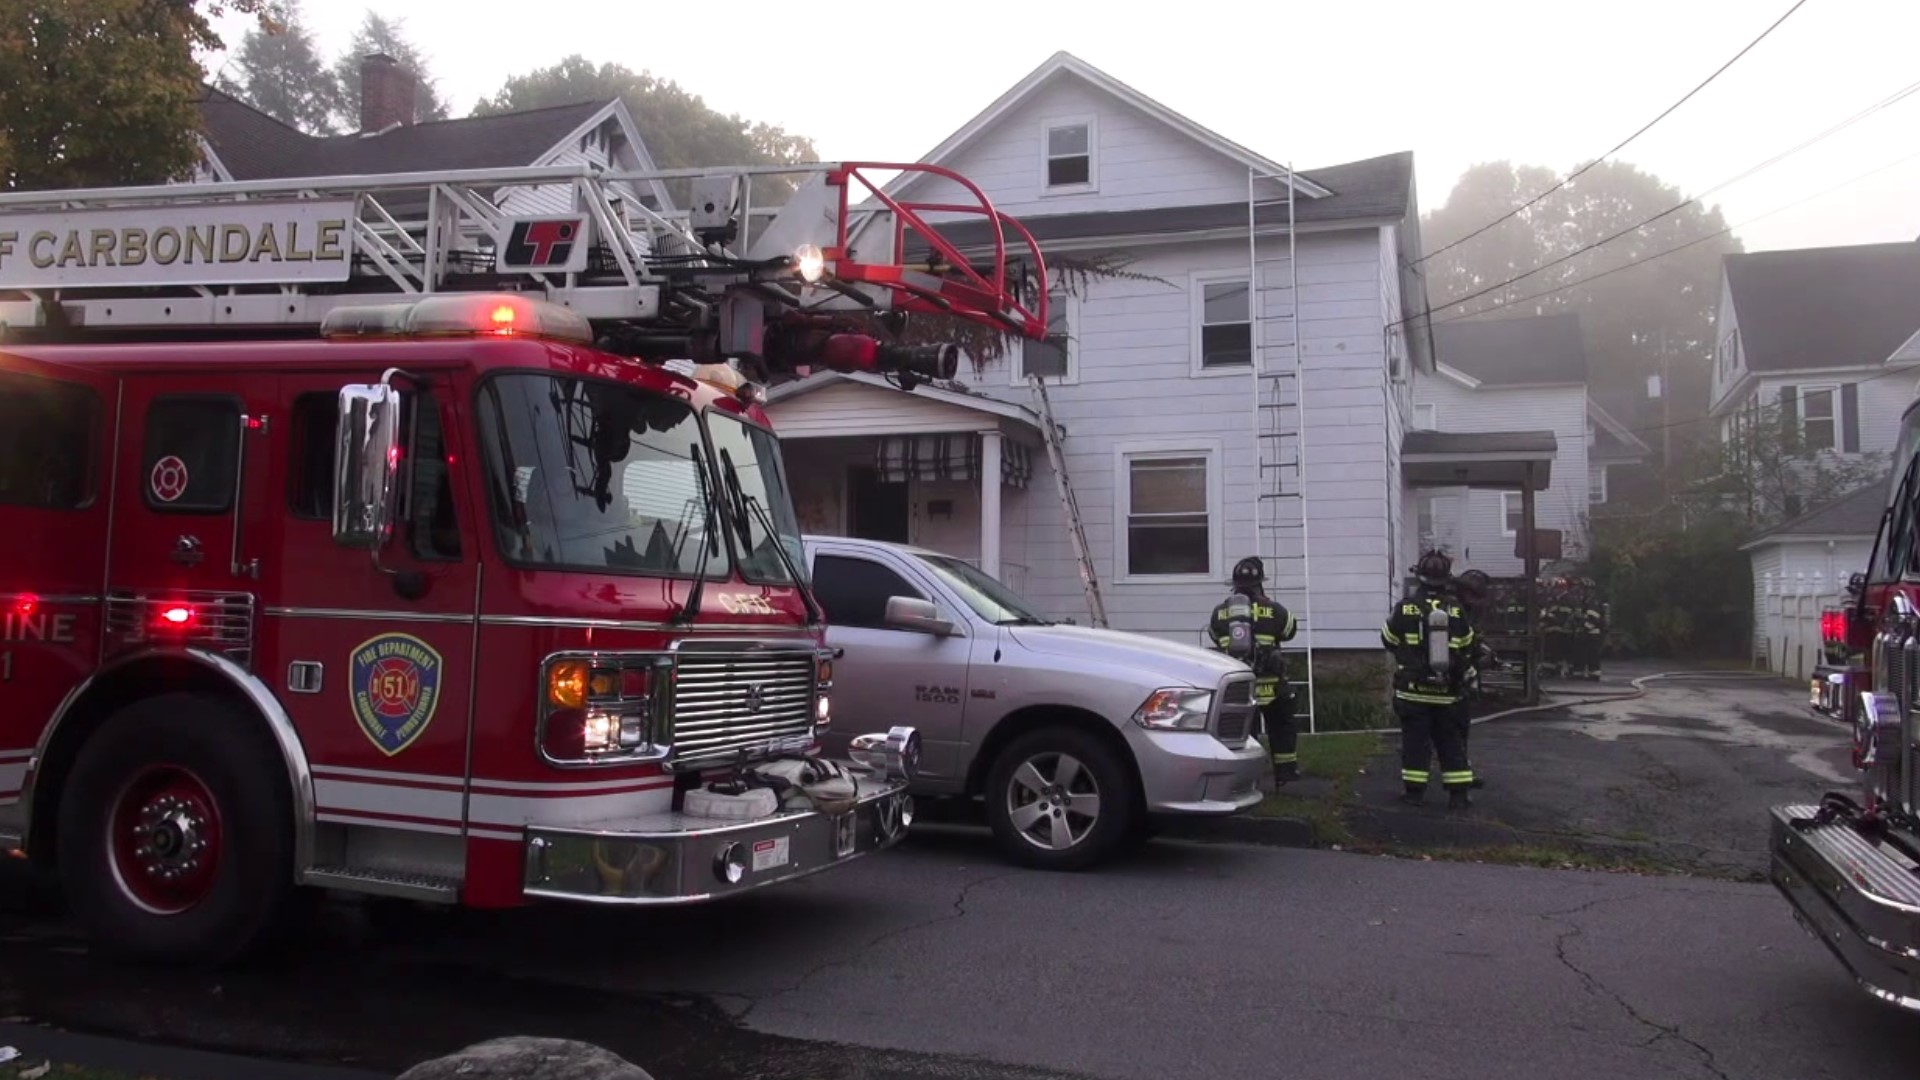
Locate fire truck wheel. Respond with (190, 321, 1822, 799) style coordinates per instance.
(984, 726, 1138, 872)
(56, 693, 294, 967)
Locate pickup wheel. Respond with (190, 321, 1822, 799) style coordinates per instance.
(984, 726, 1138, 871)
(55, 693, 296, 967)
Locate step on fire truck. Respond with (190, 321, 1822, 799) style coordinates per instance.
(1770, 394, 1920, 1010)
(0, 160, 1049, 965)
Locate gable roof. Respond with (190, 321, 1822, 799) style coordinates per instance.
(196, 89, 673, 208)
(763, 371, 1043, 430)
(1740, 479, 1890, 548)
(1724, 240, 1920, 373)
(898, 150, 1415, 253)
(1429, 312, 1587, 386)
(888, 51, 1333, 202)
(1587, 398, 1651, 463)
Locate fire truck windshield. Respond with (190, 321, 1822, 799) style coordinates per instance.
(706, 411, 806, 586)
(475, 373, 726, 578)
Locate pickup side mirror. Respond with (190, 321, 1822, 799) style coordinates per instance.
(333, 383, 403, 549)
(885, 596, 955, 637)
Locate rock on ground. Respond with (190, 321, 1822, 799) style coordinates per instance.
(397, 1037, 654, 1080)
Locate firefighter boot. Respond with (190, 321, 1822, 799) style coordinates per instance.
(1448, 788, 1473, 811)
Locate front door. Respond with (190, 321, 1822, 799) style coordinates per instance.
(847, 465, 909, 543)
(0, 352, 120, 805)
(807, 547, 971, 786)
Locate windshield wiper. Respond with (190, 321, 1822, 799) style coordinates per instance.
(717, 449, 823, 627)
(674, 443, 718, 626)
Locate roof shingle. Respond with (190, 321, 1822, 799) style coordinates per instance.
(1430, 312, 1587, 386)
(1743, 479, 1891, 545)
(1725, 241, 1920, 373)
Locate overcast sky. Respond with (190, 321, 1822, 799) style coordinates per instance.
(205, 0, 1919, 255)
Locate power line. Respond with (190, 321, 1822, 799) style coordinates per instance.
(1406, 72, 1920, 330)
(1414, 0, 1812, 269)
(1429, 143, 1920, 335)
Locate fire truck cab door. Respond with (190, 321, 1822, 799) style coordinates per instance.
(0, 351, 119, 801)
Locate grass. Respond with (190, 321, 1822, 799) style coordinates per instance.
(1249, 730, 1386, 847)
(1409, 844, 1688, 877)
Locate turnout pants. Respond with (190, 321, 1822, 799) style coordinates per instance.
(1396, 698, 1473, 794)
(1259, 689, 1298, 778)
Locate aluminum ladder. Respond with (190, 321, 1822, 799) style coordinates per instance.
(1029, 374, 1108, 628)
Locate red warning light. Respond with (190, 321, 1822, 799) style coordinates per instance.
(490, 304, 517, 331)
(12, 593, 38, 617)
(156, 605, 195, 627)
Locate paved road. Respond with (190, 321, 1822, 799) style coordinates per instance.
(5, 826, 1918, 1080)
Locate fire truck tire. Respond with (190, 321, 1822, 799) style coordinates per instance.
(984, 726, 1138, 872)
(55, 693, 295, 967)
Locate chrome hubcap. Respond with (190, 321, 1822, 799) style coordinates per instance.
(1007, 752, 1101, 852)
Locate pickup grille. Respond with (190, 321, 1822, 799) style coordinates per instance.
(671, 651, 816, 767)
(1215, 676, 1256, 745)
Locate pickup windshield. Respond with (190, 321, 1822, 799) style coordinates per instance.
(475, 373, 724, 577)
(920, 555, 1052, 625)
(706, 411, 806, 585)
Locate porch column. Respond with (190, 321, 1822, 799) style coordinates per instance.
(980, 429, 1003, 578)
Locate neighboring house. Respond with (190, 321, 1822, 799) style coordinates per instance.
(1407, 313, 1647, 574)
(767, 51, 1565, 655)
(1740, 481, 1888, 680)
(1710, 240, 1920, 462)
(192, 53, 673, 215)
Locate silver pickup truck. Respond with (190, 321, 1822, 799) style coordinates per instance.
(801, 535, 1267, 870)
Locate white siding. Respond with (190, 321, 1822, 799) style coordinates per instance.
(1743, 373, 1908, 458)
(1751, 537, 1874, 679)
(1710, 278, 1745, 412)
(1407, 376, 1589, 576)
(903, 74, 1281, 218)
(767, 380, 1002, 438)
(498, 117, 627, 216)
(957, 229, 1395, 649)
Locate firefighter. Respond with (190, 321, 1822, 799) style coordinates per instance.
(1207, 556, 1301, 783)
(1453, 568, 1497, 790)
(1570, 576, 1607, 680)
(1381, 551, 1477, 809)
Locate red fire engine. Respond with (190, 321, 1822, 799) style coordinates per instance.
(0, 161, 1048, 964)
(1771, 394, 1920, 1009)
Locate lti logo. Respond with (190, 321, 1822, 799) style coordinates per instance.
(499, 217, 588, 272)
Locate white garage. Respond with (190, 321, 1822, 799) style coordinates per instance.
(1742, 482, 1885, 681)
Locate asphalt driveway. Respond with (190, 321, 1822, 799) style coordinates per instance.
(1347, 663, 1850, 878)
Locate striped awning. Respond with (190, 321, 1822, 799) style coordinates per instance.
(875, 434, 1031, 489)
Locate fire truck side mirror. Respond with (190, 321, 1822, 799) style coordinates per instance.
(333, 384, 403, 550)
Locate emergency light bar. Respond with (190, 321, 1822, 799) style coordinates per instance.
(319, 293, 593, 344)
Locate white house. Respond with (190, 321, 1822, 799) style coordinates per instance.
(766, 52, 1559, 654)
(1741, 481, 1887, 679)
(1408, 313, 1646, 575)
(1711, 240, 1920, 463)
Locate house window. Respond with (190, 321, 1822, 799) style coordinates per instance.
(1016, 291, 1075, 383)
(1588, 465, 1608, 504)
(1800, 386, 1836, 451)
(1501, 492, 1524, 538)
(1414, 493, 1436, 545)
(1193, 276, 1252, 370)
(1413, 403, 1437, 431)
(1043, 119, 1094, 189)
(1118, 445, 1218, 578)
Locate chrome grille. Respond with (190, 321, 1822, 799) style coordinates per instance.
(671, 650, 816, 767)
(105, 590, 255, 664)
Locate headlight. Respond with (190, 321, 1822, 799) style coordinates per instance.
(1132, 687, 1213, 731)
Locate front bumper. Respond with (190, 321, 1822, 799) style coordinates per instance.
(1809, 665, 1857, 723)
(1130, 728, 1268, 815)
(1769, 804, 1920, 1011)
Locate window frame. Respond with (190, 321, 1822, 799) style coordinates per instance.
(1412, 403, 1438, 431)
(1011, 289, 1079, 385)
(1798, 383, 1838, 452)
(1189, 269, 1256, 377)
(1500, 491, 1525, 538)
(1039, 115, 1097, 195)
(1588, 464, 1608, 505)
(1113, 438, 1223, 585)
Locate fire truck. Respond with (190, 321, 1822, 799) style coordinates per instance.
(1770, 394, 1920, 1010)
(0, 161, 1050, 965)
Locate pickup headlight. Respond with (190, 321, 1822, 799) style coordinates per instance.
(1133, 687, 1214, 731)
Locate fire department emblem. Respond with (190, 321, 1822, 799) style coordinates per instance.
(349, 633, 444, 756)
(149, 455, 190, 503)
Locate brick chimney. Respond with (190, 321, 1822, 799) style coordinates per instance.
(358, 53, 418, 133)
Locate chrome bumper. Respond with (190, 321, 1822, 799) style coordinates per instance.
(1769, 804, 1920, 1011)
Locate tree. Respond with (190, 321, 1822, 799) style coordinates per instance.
(1679, 397, 1889, 529)
(0, 0, 283, 191)
(329, 12, 447, 131)
(1419, 161, 1743, 441)
(472, 56, 818, 202)
(215, 0, 337, 134)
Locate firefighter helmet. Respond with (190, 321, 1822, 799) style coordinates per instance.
(1232, 556, 1265, 588)
(1456, 568, 1490, 603)
(1415, 550, 1453, 585)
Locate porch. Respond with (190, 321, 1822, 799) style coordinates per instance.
(1401, 429, 1558, 704)
(764, 373, 1044, 590)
